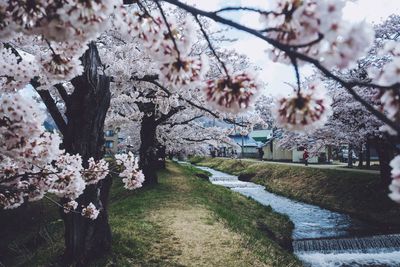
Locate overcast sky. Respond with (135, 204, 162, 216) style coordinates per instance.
(184, 0, 400, 96)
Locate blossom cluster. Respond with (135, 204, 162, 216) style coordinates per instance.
(115, 152, 145, 190)
(204, 71, 261, 114)
(81, 202, 100, 220)
(115, 8, 208, 88)
(273, 81, 332, 131)
(389, 156, 400, 203)
(0, 45, 41, 92)
(260, 0, 374, 69)
(0, 0, 117, 91)
(0, 94, 141, 220)
(62, 201, 100, 220)
(368, 41, 400, 135)
(83, 158, 110, 185)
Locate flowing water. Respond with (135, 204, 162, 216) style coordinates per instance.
(190, 164, 400, 267)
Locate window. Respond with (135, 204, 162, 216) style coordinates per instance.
(105, 130, 114, 137)
(105, 141, 114, 148)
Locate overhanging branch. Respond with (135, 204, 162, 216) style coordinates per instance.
(159, 0, 400, 134)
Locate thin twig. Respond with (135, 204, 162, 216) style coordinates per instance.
(289, 55, 301, 94)
(193, 15, 230, 79)
(43, 195, 82, 215)
(213, 6, 284, 17)
(154, 0, 181, 60)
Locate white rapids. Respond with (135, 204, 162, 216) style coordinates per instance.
(190, 164, 400, 267)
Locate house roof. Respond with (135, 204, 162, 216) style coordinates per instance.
(250, 129, 273, 143)
(250, 129, 272, 138)
(229, 134, 260, 147)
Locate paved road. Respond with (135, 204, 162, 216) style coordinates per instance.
(239, 158, 380, 175)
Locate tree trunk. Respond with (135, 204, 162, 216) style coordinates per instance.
(139, 113, 159, 186)
(348, 144, 353, 168)
(61, 43, 112, 266)
(358, 145, 364, 168)
(366, 139, 371, 169)
(155, 144, 166, 170)
(327, 145, 332, 162)
(376, 138, 394, 187)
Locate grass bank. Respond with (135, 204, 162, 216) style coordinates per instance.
(0, 161, 300, 267)
(192, 157, 400, 228)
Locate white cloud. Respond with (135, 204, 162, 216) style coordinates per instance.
(344, 0, 400, 23)
(181, 0, 223, 11)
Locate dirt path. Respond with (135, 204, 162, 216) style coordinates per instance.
(148, 205, 268, 267)
(146, 164, 271, 267)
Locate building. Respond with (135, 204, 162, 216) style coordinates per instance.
(262, 132, 330, 163)
(104, 128, 119, 155)
(249, 129, 273, 143)
(229, 134, 262, 158)
(263, 138, 292, 161)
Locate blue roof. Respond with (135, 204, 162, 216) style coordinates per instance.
(229, 135, 260, 147)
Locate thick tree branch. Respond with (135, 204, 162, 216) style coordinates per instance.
(183, 137, 213, 142)
(164, 115, 203, 127)
(132, 74, 249, 127)
(36, 90, 68, 135)
(54, 83, 70, 104)
(155, 106, 185, 125)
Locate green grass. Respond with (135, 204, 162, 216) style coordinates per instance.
(179, 163, 295, 251)
(0, 161, 300, 267)
(193, 157, 400, 227)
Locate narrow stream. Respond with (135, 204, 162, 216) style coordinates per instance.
(191, 164, 400, 267)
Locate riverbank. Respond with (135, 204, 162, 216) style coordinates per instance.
(192, 157, 400, 228)
(0, 162, 300, 266)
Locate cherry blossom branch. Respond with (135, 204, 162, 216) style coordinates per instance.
(193, 15, 230, 79)
(54, 84, 70, 104)
(154, 0, 181, 60)
(131, 75, 249, 127)
(212, 7, 284, 17)
(36, 90, 68, 134)
(164, 115, 203, 127)
(183, 137, 214, 142)
(43, 195, 82, 215)
(44, 39, 57, 56)
(155, 106, 186, 125)
(289, 55, 301, 94)
(158, 0, 400, 133)
(2, 42, 69, 134)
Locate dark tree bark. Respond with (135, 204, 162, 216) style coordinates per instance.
(348, 144, 353, 168)
(155, 144, 166, 170)
(358, 145, 364, 168)
(139, 110, 159, 186)
(375, 137, 395, 187)
(366, 139, 371, 169)
(137, 101, 184, 186)
(39, 43, 112, 266)
(327, 145, 332, 162)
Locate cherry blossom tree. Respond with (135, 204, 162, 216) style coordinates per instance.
(100, 15, 263, 185)
(2, 0, 400, 265)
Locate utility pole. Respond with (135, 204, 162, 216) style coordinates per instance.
(241, 116, 244, 158)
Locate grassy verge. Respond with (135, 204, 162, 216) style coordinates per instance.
(0, 161, 301, 267)
(192, 157, 400, 227)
